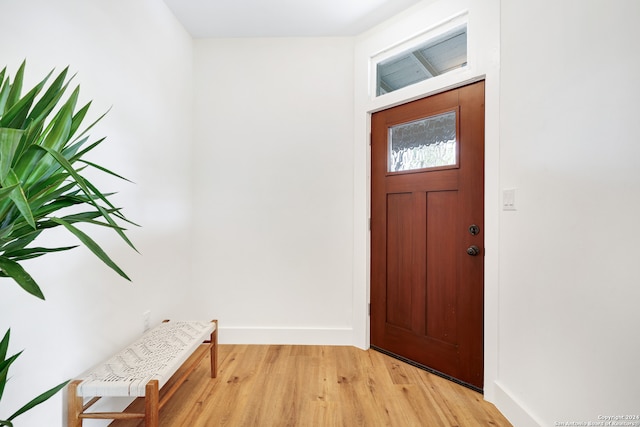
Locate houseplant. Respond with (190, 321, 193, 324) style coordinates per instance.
(0, 62, 136, 425)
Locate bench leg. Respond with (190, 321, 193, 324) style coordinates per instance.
(210, 319, 218, 378)
(145, 380, 160, 427)
(67, 380, 83, 427)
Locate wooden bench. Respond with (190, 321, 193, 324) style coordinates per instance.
(67, 319, 218, 427)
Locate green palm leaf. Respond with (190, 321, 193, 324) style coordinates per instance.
(0, 330, 15, 401)
(27, 67, 68, 124)
(1, 230, 44, 254)
(77, 160, 134, 183)
(3, 246, 78, 261)
(68, 101, 90, 140)
(0, 68, 9, 113)
(67, 136, 104, 162)
(0, 353, 22, 396)
(0, 329, 69, 424)
(0, 62, 138, 424)
(6, 379, 70, 422)
(3, 62, 25, 114)
(40, 146, 137, 252)
(51, 217, 130, 281)
(0, 256, 43, 299)
(0, 129, 23, 180)
(1, 169, 34, 229)
(0, 68, 51, 129)
(0, 184, 18, 201)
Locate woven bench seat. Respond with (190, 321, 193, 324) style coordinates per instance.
(68, 319, 218, 427)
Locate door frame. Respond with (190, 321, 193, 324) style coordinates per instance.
(352, 7, 500, 404)
(370, 82, 486, 391)
(357, 75, 498, 392)
(352, 0, 500, 401)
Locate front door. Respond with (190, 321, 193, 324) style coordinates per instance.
(370, 81, 485, 391)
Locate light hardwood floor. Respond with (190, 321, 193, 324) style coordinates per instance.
(111, 345, 512, 427)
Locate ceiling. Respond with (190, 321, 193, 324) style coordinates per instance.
(162, 0, 423, 38)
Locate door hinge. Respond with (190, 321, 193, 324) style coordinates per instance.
(369, 132, 372, 146)
(368, 303, 371, 315)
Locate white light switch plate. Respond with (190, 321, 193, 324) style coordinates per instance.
(503, 189, 516, 211)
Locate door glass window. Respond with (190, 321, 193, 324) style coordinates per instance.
(388, 111, 456, 172)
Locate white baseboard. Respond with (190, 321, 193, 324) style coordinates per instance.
(494, 380, 544, 427)
(218, 326, 354, 346)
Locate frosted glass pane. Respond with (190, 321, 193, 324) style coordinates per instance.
(388, 111, 456, 172)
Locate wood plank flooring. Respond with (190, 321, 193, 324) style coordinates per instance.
(110, 345, 512, 427)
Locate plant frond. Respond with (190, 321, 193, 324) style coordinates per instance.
(51, 217, 130, 281)
(0, 63, 137, 302)
(39, 146, 137, 252)
(3, 61, 25, 115)
(0, 128, 23, 181)
(0, 351, 22, 402)
(77, 160, 134, 183)
(0, 234, 40, 254)
(0, 329, 10, 368)
(26, 67, 69, 124)
(0, 184, 19, 201)
(7, 379, 70, 422)
(70, 107, 110, 144)
(69, 101, 91, 140)
(29, 192, 82, 219)
(60, 213, 127, 230)
(25, 173, 72, 202)
(0, 65, 53, 129)
(3, 246, 78, 262)
(14, 70, 72, 160)
(68, 137, 105, 162)
(0, 169, 34, 228)
(0, 256, 43, 299)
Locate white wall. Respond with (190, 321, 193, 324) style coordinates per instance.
(0, 0, 194, 425)
(497, 1, 640, 425)
(191, 38, 356, 344)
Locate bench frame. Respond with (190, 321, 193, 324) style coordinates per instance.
(67, 319, 218, 427)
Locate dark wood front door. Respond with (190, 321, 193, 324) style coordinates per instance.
(370, 81, 485, 391)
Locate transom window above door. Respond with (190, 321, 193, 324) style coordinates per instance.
(376, 24, 467, 96)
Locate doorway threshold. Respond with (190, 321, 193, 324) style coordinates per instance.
(371, 345, 483, 394)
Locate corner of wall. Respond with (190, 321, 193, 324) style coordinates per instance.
(494, 381, 543, 427)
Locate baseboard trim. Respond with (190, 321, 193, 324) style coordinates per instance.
(494, 380, 543, 427)
(219, 326, 354, 345)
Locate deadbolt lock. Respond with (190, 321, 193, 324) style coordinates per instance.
(468, 224, 480, 236)
(466, 245, 481, 256)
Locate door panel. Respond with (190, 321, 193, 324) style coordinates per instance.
(370, 81, 485, 391)
(386, 192, 415, 331)
(426, 190, 458, 346)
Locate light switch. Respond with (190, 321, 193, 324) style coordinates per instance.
(503, 189, 516, 211)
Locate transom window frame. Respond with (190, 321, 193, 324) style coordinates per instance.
(370, 11, 470, 100)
